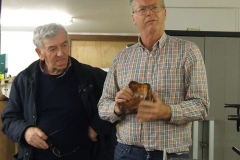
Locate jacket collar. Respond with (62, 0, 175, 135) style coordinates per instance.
(39, 57, 72, 79)
(22, 56, 90, 88)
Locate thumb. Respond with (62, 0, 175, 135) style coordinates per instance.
(152, 92, 159, 103)
(37, 129, 48, 140)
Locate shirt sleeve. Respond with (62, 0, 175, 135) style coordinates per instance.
(169, 42, 210, 124)
(98, 56, 122, 123)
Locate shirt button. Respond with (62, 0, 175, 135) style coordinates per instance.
(33, 116, 35, 118)
(26, 153, 29, 156)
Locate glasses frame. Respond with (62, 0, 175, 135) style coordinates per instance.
(132, 4, 164, 16)
(46, 129, 80, 157)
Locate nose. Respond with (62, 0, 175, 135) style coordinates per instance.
(146, 7, 154, 15)
(56, 48, 64, 57)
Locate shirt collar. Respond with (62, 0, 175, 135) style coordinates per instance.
(39, 57, 72, 79)
(137, 32, 167, 50)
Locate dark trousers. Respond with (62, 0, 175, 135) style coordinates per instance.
(114, 143, 189, 160)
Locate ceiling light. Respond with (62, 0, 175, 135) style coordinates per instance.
(1, 10, 73, 27)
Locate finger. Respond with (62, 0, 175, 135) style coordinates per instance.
(152, 92, 159, 102)
(32, 129, 49, 149)
(115, 98, 127, 104)
(120, 87, 133, 98)
(123, 87, 134, 95)
(25, 127, 48, 149)
(26, 136, 40, 148)
(138, 119, 143, 123)
(116, 88, 133, 101)
(88, 135, 97, 142)
(88, 126, 98, 142)
(136, 111, 152, 123)
(90, 137, 98, 142)
(34, 137, 49, 149)
(37, 130, 48, 141)
(139, 100, 150, 108)
(37, 134, 49, 149)
(40, 140, 49, 149)
(136, 113, 145, 123)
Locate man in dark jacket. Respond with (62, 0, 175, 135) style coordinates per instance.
(1, 23, 117, 160)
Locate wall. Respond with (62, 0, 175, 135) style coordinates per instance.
(165, 1, 240, 32)
(168, 31, 240, 160)
(1, 0, 240, 76)
(167, 0, 240, 7)
(166, 8, 239, 32)
(1, 31, 38, 77)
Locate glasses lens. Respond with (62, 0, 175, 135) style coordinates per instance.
(52, 148, 61, 157)
(151, 5, 162, 13)
(134, 5, 163, 16)
(139, 7, 147, 15)
(134, 7, 147, 16)
(47, 128, 81, 157)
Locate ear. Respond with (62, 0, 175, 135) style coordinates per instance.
(163, 8, 167, 21)
(35, 48, 44, 61)
(132, 14, 137, 25)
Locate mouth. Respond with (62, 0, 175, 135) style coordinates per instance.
(146, 19, 156, 23)
(57, 59, 65, 62)
(56, 59, 67, 65)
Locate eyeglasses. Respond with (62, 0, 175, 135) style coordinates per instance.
(46, 129, 80, 157)
(132, 5, 164, 16)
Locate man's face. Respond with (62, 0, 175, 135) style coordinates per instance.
(36, 29, 69, 75)
(132, 0, 166, 34)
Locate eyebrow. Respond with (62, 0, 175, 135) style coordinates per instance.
(137, 4, 162, 7)
(61, 40, 68, 44)
(47, 40, 68, 49)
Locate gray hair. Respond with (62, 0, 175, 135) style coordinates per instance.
(130, 0, 165, 12)
(33, 23, 69, 49)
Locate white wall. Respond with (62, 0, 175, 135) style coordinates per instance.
(166, 0, 240, 8)
(1, 31, 38, 77)
(239, 9, 240, 31)
(166, 8, 239, 31)
(1, 0, 240, 76)
(165, 0, 240, 32)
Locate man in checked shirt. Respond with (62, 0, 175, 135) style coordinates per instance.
(98, 0, 210, 159)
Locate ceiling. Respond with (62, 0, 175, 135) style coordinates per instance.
(2, 0, 240, 34)
(1, 0, 140, 35)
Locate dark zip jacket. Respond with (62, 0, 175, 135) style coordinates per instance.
(1, 56, 117, 160)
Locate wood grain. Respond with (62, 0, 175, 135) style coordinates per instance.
(0, 101, 16, 160)
(71, 40, 136, 68)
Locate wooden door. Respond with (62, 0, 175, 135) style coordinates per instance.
(69, 35, 138, 69)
